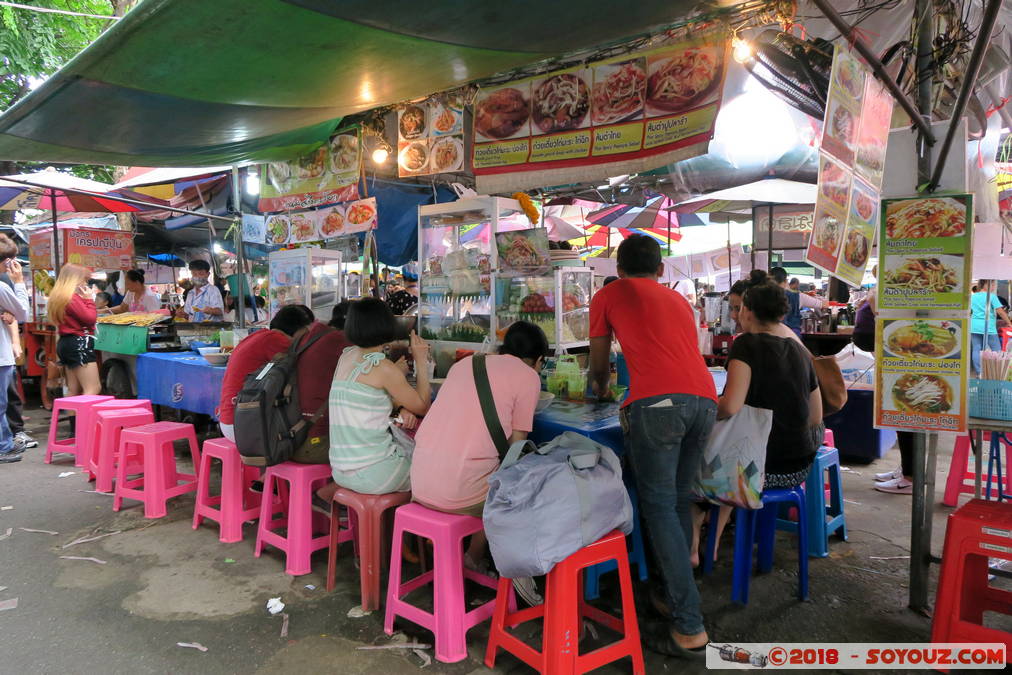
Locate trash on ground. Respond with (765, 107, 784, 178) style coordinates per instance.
(280, 612, 290, 638)
(356, 643, 432, 651)
(304, 584, 316, 591)
(20, 528, 58, 535)
(62, 531, 121, 549)
(59, 556, 107, 565)
(58, 471, 76, 478)
(0, 527, 12, 541)
(870, 555, 909, 560)
(266, 597, 285, 615)
(77, 490, 113, 497)
(223, 558, 236, 563)
(0, 586, 6, 592)
(843, 499, 862, 505)
(176, 642, 208, 652)
(0, 598, 18, 611)
(413, 648, 432, 667)
(347, 605, 372, 618)
(1, 505, 12, 510)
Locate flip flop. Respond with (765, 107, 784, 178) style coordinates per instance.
(642, 622, 708, 661)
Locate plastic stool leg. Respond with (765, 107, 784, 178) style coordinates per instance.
(827, 463, 847, 541)
(805, 462, 830, 558)
(795, 489, 809, 601)
(432, 532, 469, 662)
(544, 560, 581, 674)
(285, 476, 314, 576)
(192, 452, 211, 531)
(218, 454, 245, 543)
(383, 521, 406, 635)
(326, 501, 342, 593)
(254, 472, 277, 558)
(614, 552, 646, 675)
(731, 508, 756, 605)
(356, 503, 384, 612)
(143, 439, 169, 519)
(943, 437, 971, 506)
(756, 505, 777, 573)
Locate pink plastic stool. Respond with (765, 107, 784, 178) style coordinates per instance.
(113, 422, 200, 518)
(943, 432, 1012, 506)
(384, 503, 503, 663)
(193, 437, 263, 543)
(45, 395, 113, 465)
(92, 408, 156, 493)
(254, 461, 332, 576)
(327, 487, 410, 610)
(823, 428, 835, 448)
(86, 399, 154, 484)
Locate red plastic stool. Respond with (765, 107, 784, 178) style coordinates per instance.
(113, 422, 200, 518)
(92, 408, 156, 493)
(326, 487, 409, 611)
(486, 530, 645, 675)
(254, 462, 332, 576)
(87, 399, 154, 488)
(823, 428, 835, 448)
(384, 503, 502, 663)
(192, 437, 263, 543)
(943, 433, 1012, 506)
(931, 499, 1012, 665)
(45, 395, 113, 465)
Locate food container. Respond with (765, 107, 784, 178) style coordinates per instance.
(202, 351, 230, 367)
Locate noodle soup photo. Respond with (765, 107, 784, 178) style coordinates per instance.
(882, 372, 959, 416)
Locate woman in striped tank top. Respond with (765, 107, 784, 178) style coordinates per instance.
(324, 298, 431, 495)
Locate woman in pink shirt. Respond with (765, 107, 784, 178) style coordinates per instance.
(411, 322, 547, 565)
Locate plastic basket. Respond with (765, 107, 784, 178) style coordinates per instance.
(967, 379, 1012, 421)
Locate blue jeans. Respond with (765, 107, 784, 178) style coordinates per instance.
(621, 393, 716, 635)
(970, 333, 1001, 375)
(0, 366, 14, 455)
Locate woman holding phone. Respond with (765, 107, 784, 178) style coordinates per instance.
(47, 263, 101, 396)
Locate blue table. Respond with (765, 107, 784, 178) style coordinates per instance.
(531, 401, 624, 455)
(135, 351, 226, 418)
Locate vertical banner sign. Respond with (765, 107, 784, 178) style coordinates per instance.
(874, 194, 972, 433)
(805, 45, 893, 287)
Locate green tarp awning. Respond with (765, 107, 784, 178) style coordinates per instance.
(0, 0, 690, 166)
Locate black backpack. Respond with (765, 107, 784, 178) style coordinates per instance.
(234, 330, 327, 467)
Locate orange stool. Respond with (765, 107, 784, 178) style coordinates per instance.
(326, 487, 410, 611)
(931, 499, 1012, 664)
(485, 530, 645, 674)
(113, 422, 200, 518)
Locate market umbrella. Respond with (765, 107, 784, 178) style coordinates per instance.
(0, 170, 168, 268)
(670, 178, 817, 215)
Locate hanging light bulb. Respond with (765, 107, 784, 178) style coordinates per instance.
(372, 146, 390, 165)
(732, 35, 753, 64)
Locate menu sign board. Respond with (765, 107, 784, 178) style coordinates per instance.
(805, 45, 893, 287)
(28, 229, 53, 270)
(259, 127, 361, 212)
(874, 317, 969, 432)
(262, 197, 378, 247)
(878, 195, 972, 311)
(472, 31, 728, 179)
(398, 95, 466, 177)
(752, 205, 814, 250)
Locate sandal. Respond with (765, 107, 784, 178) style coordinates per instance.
(642, 621, 708, 660)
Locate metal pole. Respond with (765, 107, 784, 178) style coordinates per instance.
(231, 166, 247, 329)
(0, 176, 236, 224)
(767, 204, 773, 267)
(49, 192, 60, 271)
(927, 0, 1003, 191)
(810, 0, 936, 144)
(915, 0, 934, 186)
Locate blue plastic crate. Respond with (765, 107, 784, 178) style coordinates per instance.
(968, 379, 1012, 421)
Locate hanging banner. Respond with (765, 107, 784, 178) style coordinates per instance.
(28, 230, 53, 269)
(878, 194, 972, 311)
(874, 317, 969, 432)
(821, 48, 864, 167)
(752, 205, 814, 250)
(29, 227, 134, 270)
(472, 30, 728, 193)
(397, 94, 466, 177)
(805, 155, 849, 274)
(262, 198, 378, 247)
(258, 127, 361, 212)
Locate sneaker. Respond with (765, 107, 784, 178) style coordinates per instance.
(9, 435, 26, 454)
(512, 577, 543, 607)
(874, 476, 913, 494)
(14, 432, 37, 449)
(0, 448, 24, 463)
(874, 466, 903, 482)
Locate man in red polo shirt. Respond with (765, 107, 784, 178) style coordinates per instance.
(589, 235, 716, 659)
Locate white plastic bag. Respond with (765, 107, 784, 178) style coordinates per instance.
(693, 405, 772, 509)
(835, 344, 875, 390)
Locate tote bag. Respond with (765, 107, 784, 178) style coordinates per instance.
(693, 404, 772, 509)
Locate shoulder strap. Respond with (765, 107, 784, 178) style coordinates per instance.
(472, 354, 510, 460)
(292, 328, 327, 358)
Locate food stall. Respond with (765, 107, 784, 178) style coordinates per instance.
(417, 196, 591, 373)
(268, 247, 344, 320)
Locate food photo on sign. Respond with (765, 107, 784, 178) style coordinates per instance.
(530, 69, 592, 135)
(398, 95, 465, 177)
(590, 58, 646, 125)
(259, 127, 361, 212)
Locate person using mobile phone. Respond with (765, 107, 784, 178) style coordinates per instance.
(0, 235, 30, 463)
(47, 263, 101, 397)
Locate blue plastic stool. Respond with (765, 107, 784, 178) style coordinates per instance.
(777, 447, 847, 557)
(584, 485, 648, 600)
(985, 433, 1011, 502)
(702, 487, 808, 604)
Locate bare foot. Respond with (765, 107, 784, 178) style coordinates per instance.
(671, 629, 709, 650)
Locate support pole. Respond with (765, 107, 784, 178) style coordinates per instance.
(231, 166, 247, 329)
(927, 0, 1003, 190)
(50, 192, 60, 271)
(810, 0, 936, 144)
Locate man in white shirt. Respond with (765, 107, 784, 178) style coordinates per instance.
(0, 235, 30, 463)
(180, 259, 224, 322)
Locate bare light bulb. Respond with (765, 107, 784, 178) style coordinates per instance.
(372, 147, 389, 165)
(732, 36, 753, 64)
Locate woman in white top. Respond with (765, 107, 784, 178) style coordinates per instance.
(103, 269, 161, 314)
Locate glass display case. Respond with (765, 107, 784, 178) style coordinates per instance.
(495, 268, 592, 350)
(417, 197, 518, 345)
(268, 247, 343, 320)
(418, 196, 591, 352)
